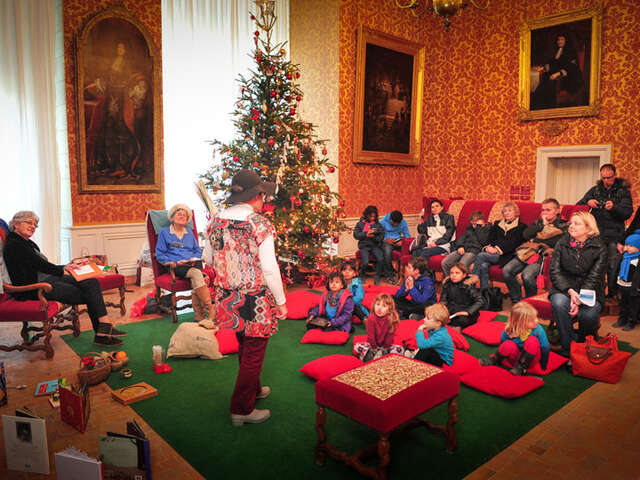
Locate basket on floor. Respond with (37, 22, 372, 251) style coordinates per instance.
(108, 352, 129, 372)
(77, 352, 111, 385)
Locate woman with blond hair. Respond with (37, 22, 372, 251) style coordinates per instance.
(472, 202, 527, 290)
(156, 204, 215, 325)
(549, 211, 606, 358)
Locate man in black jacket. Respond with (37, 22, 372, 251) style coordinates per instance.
(502, 198, 567, 303)
(577, 164, 633, 297)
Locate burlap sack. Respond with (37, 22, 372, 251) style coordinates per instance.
(167, 322, 223, 360)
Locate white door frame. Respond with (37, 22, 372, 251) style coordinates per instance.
(535, 144, 612, 202)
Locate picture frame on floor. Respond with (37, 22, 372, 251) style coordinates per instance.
(518, 4, 603, 121)
(352, 26, 425, 166)
(75, 5, 162, 193)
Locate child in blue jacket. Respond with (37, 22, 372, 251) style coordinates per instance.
(412, 303, 454, 366)
(394, 257, 436, 319)
(307, 272, 354, 333)
(341, 260, 368, 323)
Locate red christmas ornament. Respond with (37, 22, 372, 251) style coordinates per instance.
(270, 90, 276, 97)
(253, 162, 259, 167)
(328, 166, 335, 173)
(233, 155, 239, 162)
(250, 108, 259, 120)
(295, 72, 301, 79)
(250, 14, 255, 20)
(290, 108, 296, 115)
(254, 30, 260, 36)
(257, 55, 262, 62)
(295, 199, 301, 207)
(303, 226, 310, 233)
(297, 249, 305, 257)
(322, 148, 328, 155)
(286, 73, 292, 79)
(296, 95, 302, 102)
(303, 168, 308, 174)
(325, 185, 330, 191)
(267, 138, 275, 146)
(339, 200, 345, 207)
(333, 236, 339, 244)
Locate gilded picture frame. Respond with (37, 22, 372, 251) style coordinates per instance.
(75, 5, 162, 193)
(518, 4, 603, 121)
(353, 26, 424, 166)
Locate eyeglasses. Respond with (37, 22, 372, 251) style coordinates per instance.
(601, 173, 615, 180)
(23, 220, 38, 228)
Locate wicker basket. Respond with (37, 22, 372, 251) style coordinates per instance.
(77, 352, 111, 386)
(109, 352, 129, 372)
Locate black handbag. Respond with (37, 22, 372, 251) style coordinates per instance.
(482, 287, 503, 311)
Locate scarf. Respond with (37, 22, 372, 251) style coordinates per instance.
(619, 251, 640, 282)
(327, 290, 341, 308)
(569, 236, 585, 249)
(498, 218, 519, 233)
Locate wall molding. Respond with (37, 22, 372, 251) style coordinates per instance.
(70, 223, 147, 276)
(338, 213, 421, 258)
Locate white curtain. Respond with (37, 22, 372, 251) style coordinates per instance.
(0, 0, 61, 260)
(162, 0, 289, 231)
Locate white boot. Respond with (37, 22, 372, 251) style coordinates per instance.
(231, 408, 270, 427)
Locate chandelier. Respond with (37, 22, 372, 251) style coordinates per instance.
(395, 0, 490, 31)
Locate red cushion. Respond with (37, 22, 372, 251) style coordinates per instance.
(442, 349, 481, 376)
(301, 329, 350, 345)
(316, 355, 460, 432)
(527, 351, 568, 375)
(460, 366, 544, 398)
(462, 320, 506, 345)
(215, 328, 239, 354)
(523, 293, 553, 320)
(488, 265, 504, 282)
(393, 319, 421, 348)
(154, 273, 192, 292)
(299, 354, 364, 381)
(427, 254, 445, 273)
(0, 298, 61, 321)
(446, 326, 470, 351)
(477, 310, 499, 323)
(362, 285, 399, 311)
(285, 290, 320, 319)
(96, 273, 125, 291)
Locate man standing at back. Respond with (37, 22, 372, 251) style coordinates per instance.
(577, 164, 633, 298)
(380, 210, 410, 283)
(207, 169, 287, 427)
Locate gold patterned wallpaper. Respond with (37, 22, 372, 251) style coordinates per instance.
(64, 0, 163, 225)
(338, 0, 640, 217)
(290, 0, 341, 194)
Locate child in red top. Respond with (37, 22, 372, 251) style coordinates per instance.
(354, 293, 404, 361)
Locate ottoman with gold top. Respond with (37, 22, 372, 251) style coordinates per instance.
(314, 354, 460, 479)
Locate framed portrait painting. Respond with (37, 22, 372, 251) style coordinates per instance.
(353, 26, 425, 166)
(518, 5, 603, 121)
(75, 6, 161, 193)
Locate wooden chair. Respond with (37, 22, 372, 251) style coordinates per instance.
(145, 210, 198, 323)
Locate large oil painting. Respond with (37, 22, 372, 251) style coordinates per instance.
(353, 26, 424, 166)
(76, 6, 161, 193)
(518, 5, 602, 121)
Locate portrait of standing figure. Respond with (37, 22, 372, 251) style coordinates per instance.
(76, 7, 161, 193)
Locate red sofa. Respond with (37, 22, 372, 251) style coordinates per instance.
(419, 198, 589, 283)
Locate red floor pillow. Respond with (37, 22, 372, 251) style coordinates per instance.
(393, 319, 421, 348)
(351, 314, 363, 325)
(527, 351, 569, 375)
(462, 321, 506, 345)
(299, 354, 364, 381)
(215, 328, 239, 354)
(362, 285, 399, 310)
(442, 349, 481, 377)
(446, 326, 470, 351)
(461, 366, 544, 398)
(301, 329, 350, 345)
(476, 310, 500, 323)
(285, 290, 321, 319)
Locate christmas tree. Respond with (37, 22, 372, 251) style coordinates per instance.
(201, 0, 348, 271)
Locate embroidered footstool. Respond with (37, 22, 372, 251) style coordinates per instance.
(314, 354, 460, 479)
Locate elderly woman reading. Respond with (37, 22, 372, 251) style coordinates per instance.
(155, 204, 215, 326)
(3, 211, 126, 346)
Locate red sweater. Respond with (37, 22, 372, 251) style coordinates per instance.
(366, 313, 396, 348)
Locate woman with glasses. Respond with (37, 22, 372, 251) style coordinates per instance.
(156, 204, 215, 325)
(2, 211, 126, 346)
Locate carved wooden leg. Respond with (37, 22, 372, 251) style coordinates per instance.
(171, 291, 178, 323)
(375, 432, 390, 480)
(445, 397, 459, 453)
(42, 320, 54, 359)
(20, 322, 30, 343)
(315, 406, 327, 465)
(118, 285, 126, 316)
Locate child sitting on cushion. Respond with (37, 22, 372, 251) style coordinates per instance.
(354, 293, 403, 362)
(612, 229, 640, 331)
(410, 303, 454, 367)
(440, 262, 484, 330)
(393, 257, 436, 319)
(479, 301, 550, 375)
(341, 260, 368, 323)
(306, 272, 354, 333)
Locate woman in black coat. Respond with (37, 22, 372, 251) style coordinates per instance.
(412, 199, 456, 265)
(3, 211, 125, 346)
(549, 211, 606, 358)
(440, 263, 484, 329)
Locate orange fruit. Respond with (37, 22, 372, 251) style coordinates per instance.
(115, 351, 127, 360)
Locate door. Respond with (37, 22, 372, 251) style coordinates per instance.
(545, 156, 600, 204)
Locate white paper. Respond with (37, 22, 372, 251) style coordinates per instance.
(579, 289, 596, 307)
(72, 264, 95, 275)
(55, 448, 102, 480)
(2, 415, 49, 475)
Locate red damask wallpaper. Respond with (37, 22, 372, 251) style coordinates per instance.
(64, 0, 163, 225)
(339, 0, 640, 217)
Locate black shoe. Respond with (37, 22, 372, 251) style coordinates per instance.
(612, 319, 626, 328)
(479, 356, 499, 366)
(109, 326, 128, 337)
(374, 276, 381, 286)
(93, 335, 123, 346)
(622, 323, 636, 331)
(98, 323, 128, 337)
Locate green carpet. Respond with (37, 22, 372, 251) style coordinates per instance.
(62, 315, 630, 479)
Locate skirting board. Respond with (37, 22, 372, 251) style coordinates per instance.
(68, 223, 147, 276)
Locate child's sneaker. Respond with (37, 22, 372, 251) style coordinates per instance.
(403, 349, 418, 359)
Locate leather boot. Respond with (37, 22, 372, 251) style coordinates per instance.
(193, 285, 216, 321)
(191, 292, 204, 321)
(510, 351, 536, 376)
